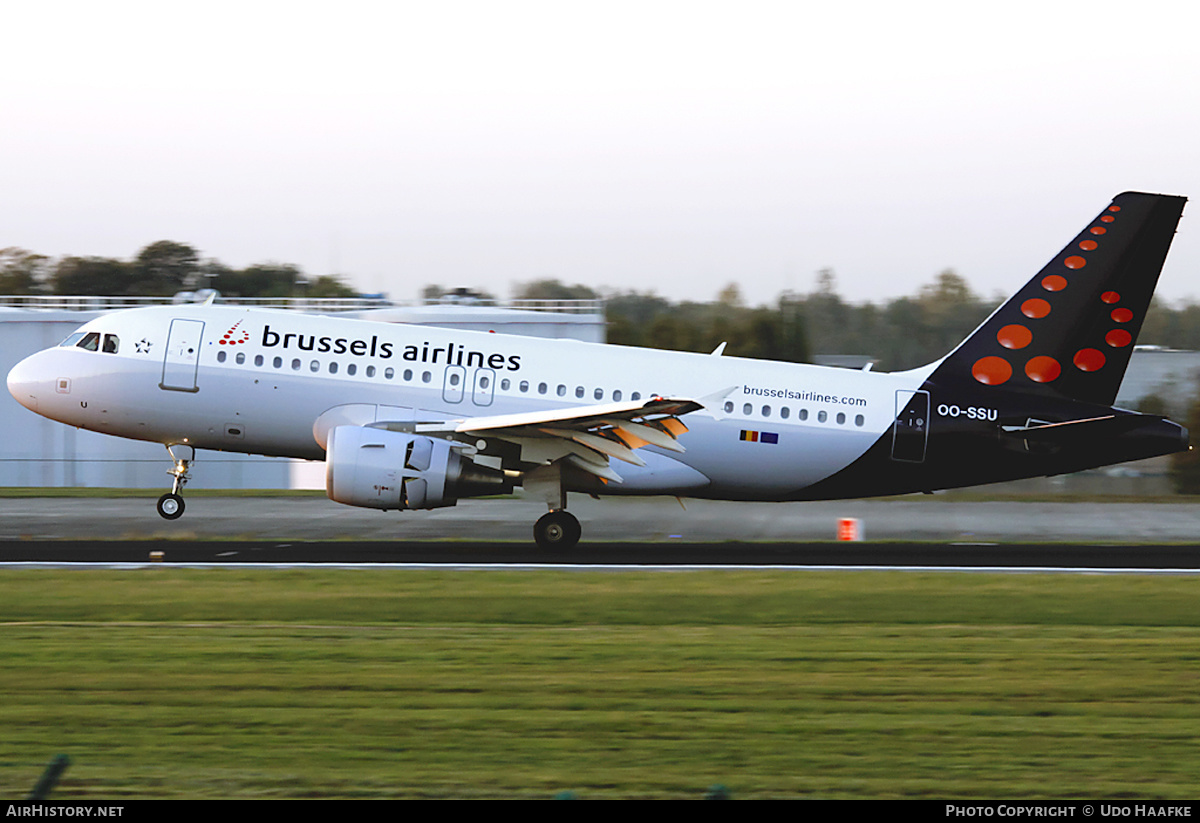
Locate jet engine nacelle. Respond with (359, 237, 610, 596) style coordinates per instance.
(325, 426, 512, 511)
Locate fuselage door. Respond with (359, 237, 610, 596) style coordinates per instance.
(472, 368, 496, 407)
(891, 389, 930, 462)
(442, 365, 465, 404)
(160, 319, 204, 393)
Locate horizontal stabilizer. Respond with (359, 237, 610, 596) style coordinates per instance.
(1000, 414, 1153, 446)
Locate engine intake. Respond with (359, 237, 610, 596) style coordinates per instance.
(325, 426, 512, 510)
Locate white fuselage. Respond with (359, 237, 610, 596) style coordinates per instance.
(7, 305, 933, 500)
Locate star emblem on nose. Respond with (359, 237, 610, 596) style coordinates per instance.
(135, 339, 152, 354)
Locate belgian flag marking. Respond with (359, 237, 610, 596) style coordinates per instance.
(740, 430, 778, 444)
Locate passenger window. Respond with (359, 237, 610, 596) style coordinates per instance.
(855, 414, 865, 427)
(236, 352, 245, 365)
(781, 407, 790, 419)
(255, 355, 264, 367)
(273, 357, 283, 368)
(366, 365, 376, 377)
(743, 403, 752, 415)
(347, 364, 356, 376)
(631, 392, 641, 401)
(385, 368, 394, 379)
(575, 386, 584, 398)
(328, 362, 338, 374)
(818, 411, 828, 423)
(217, 350, 227, 363)
(422, 371, 431, 383)
(291, 359, 301, 371)
(102, 334, 119, 354)
(501, 378, 511, 391)
(724, 401, 734, 413)
(762, 405, 771, 417)
(613, 390, 622, 402)
(836, 412, 846, 425)
(403, 369, 413, 381)
(594, 388, 604, 400)
(799, 409, 809, 421)
(538, 383, 548, 395)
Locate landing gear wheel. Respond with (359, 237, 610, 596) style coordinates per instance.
(534, 510, 581, 550)
(157, 493, 185, 520)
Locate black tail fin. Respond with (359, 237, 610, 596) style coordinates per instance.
(931, 191, 1186, 406)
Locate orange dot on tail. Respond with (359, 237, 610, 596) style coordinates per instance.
(1090, 226, 1107, 235)
(1106, 329, 1132, 347)
(1111, 308, 1133, 323)
(1101, 291, 1120, 304)
(1025, 356, 1061, 383)
(1022, 298, 1051, 318)
(1074, 348, 1106, 372)
(1079, 240, 1098, 251)
(1064, 256, 1087, 269)
(1101, 215, 1115, 223)
(997, 324, 1032, 349)
(1108, 205, 1121, 212)
(972, 356, 1012, 385)
(1042, 275, 1067, 291)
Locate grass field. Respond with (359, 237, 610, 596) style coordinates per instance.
(1, 568, 1198, 799)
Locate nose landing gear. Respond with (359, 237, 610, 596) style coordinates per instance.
(156, 444, 193, 520)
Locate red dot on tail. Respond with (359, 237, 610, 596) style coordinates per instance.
(1025, 356, 1061, 383)
(1074, 348, 1106, 372)
(972, 357, 1012, 385)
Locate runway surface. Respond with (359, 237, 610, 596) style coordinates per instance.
(2, 495, 1200, 543)
(1, 496, 1198, 569)
(1, 540, 1198, 570)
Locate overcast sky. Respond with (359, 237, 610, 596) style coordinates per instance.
(2, 1, 1197, 306)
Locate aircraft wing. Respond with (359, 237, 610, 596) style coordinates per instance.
(409, 396, 703, 482)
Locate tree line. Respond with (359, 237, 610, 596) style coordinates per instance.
(0, 242, 358, 298)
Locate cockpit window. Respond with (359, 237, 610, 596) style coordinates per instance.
(59, 332, 86, 348)
(102, 334, 119, 354)
(76, 332, 101, 352)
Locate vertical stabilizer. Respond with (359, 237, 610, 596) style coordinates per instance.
(931, 192, 1186, 405)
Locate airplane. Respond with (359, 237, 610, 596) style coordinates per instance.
(5, 191, 1190, 549)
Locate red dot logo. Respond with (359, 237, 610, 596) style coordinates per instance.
(1064, 256, 1087, 269)
(1022, 298, 1051, 319)
(1079, 240, 1098, 251)
(221, 321, 250, 345)
(1111, 308, 1133, 323)
(972, 356, 1012, 386)
(1042, 275, 1068, 292)
(1106, 329, 1132, 347)
(1101, 291, 1120, 304)
(997, 325, 1032, 349)
(1074, 348, 1106, 372)
(1025, 356, 1061, 383)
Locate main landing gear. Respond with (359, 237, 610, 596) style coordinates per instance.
(525, 463, 582, 550)
(156, 444, 193, 521)
(534, 509, 581, 550)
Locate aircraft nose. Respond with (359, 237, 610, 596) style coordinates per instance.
(7, 353, 42, 413)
